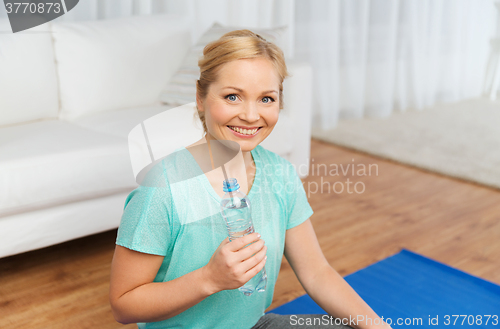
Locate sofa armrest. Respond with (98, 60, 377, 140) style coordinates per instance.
(283, 60, 313, 178)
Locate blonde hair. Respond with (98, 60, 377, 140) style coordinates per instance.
(195, 29, 289, 135)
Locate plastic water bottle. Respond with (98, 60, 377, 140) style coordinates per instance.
(220, 178, 267, 296)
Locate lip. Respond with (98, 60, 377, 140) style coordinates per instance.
(227, 125, 261, 129)
(226, 126, 262, 139)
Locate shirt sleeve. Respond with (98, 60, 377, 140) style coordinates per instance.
(284, 161, 314, 230)
(115, 162, 173, 256)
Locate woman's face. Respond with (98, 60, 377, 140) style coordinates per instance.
(197, 57, 281, 153)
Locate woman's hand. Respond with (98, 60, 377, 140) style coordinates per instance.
(202, 232, 267, 294)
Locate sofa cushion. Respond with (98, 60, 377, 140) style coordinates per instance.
(0, 120, 137, 217)
(73, 103, 206, 180)
(0, 19, 59, 127)
(159, 22, 288, 106)
(0, 190, 133, 258)
(71, 104, 177, 139)
(51, 14, 193, 121)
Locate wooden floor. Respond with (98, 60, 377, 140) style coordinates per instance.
(1, 139, 499, 328)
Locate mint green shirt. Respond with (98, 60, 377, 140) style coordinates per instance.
(116, 144, 314, 329)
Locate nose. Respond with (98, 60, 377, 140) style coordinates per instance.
(239, 102, 260, 123)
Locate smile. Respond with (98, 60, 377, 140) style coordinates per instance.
(227, 126, 262, 138)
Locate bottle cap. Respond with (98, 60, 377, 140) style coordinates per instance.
(223, 178, 240, 192)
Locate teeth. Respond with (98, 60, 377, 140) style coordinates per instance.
(229, 126, 259, 135)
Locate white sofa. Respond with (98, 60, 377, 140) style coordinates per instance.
(0, 14, 313, 258)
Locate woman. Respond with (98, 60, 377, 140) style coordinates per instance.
(109, 29, 392, 329)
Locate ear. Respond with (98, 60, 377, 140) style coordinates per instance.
(196, 92, 204, 112)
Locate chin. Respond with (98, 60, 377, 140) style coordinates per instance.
(234, 140, 259, 152)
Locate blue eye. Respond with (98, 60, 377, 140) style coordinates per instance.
(226, 94, 238, 102)
(225, 94, 275, 103)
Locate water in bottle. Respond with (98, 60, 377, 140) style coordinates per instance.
(220, 178, 267, 296)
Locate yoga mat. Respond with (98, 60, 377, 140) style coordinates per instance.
(267, 249, 500, 328)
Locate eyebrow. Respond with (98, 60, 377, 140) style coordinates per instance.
(222, 86, 278, 94)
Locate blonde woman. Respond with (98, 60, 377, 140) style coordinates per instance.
(109, 29, 392, 329)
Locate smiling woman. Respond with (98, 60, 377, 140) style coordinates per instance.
(110, 29, 389, 329)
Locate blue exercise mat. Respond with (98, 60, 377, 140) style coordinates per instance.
(267, 248, 500, 328)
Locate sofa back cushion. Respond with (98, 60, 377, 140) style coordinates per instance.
(51, 14, 192, 121)
(0, 19, 59, 127)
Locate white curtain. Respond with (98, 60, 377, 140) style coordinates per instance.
(295, 0, 496, 130)
(1, 0, 495, 130)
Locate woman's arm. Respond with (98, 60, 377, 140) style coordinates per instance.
(109, 245, 213, 324)
(109, 232, 267, 324)
(284, 219, 392, 329)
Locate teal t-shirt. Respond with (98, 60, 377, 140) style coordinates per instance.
(116, 144, 314, 329)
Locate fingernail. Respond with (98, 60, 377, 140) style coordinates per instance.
(265, 256, 267, 260)
(257, 233, 261, 238)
